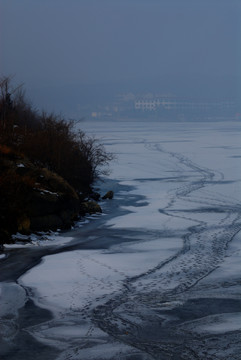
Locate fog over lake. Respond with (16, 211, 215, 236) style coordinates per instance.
(1, 0, 241, 117)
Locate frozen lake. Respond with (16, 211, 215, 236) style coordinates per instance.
(1, 121, 241, 359)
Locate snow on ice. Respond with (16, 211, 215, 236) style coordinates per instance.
(2, 120, 241, 359)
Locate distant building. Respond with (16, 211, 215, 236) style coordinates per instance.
(135, 95, 236, 112)
(88, 92, 239, 121)
(134, 94, 237, 120)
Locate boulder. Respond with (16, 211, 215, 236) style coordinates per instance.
(27, 189, 79, 231)
(30, 214, 63, 232)
(79, 201, 102, 215)
(102, 190, 114, 200)
(89, 191, 101, 201)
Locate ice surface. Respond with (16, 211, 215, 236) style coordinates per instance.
(0, 282, 26, 317)
(20, 236, 181, 314)
(3, 121, 241, 359)
(0, 282, 27, 342)
(190, 312, 241, 334)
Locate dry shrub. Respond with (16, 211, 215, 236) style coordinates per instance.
(41, 167, 78, 198)
(0, 170, 36, 194)
(0, 76, 113, 192)
(0, 144, 12, 155)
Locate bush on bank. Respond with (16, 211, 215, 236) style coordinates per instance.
(0, 77, 113, 243)
(0, 76, 113, 193)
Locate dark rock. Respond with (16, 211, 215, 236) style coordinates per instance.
(89, 191, 101, 201)
(79, 201, 102, 215)
(30, 214, 63, 232)
(28, 191, 79, 231)
(0, 153, 80, 240)
(102, 190, 114, 200)
(0, 229, 11, 245)
(0, 149, 106, 242)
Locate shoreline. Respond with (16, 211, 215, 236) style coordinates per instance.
(0, 177, 145, 360)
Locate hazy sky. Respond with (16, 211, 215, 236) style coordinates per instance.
(1, 0, 241, 115)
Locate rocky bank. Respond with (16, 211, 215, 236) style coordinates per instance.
(0, 147, 103, 245)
